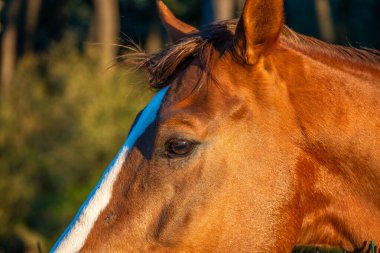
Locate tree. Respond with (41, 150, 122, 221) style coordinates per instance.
(25, 0, 42, 52)
(92, 0, 120, 67)
(315, 0, 336, 43)
(202, 0, 238, 24)
(1, 0, 21, 92)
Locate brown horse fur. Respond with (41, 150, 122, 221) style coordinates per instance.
(80, 0, 380, 252)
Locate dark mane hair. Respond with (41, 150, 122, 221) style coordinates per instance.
(125, 19, 380, 89)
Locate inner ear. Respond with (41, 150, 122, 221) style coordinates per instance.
(234, 0, 284, 65)
(157, 0, 198, 42)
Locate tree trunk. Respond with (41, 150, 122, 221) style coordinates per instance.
(0, 0, 4, 33)
(212, 0, 235, 21)
(146, 23, 162, 53)
(315, 0, 336, 43)
(92, 0, 120, 67)
(1, 0, 21, 92)
(203, 0, 236, 24)
(25, 0, 42, 52)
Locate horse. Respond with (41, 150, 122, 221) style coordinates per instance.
(52, 0, 380, 252)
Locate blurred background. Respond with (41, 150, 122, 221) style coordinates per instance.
(0, 0, 379, 252)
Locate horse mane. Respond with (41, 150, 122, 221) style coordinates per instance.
(280, 25, 380, 68)
(124, 19, 380, 89)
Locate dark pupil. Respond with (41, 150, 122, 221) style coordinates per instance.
(169, 140, 193, 156)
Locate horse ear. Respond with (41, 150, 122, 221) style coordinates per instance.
(157, 0, 198, 42)
(234, 0, 284, 65)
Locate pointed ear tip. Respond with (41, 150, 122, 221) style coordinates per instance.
(156, 0, 198, 41)
(156, 0, 166, 9)
(157, 0, 169, 16)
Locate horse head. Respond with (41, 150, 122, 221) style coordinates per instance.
(53, 0, 380, 252)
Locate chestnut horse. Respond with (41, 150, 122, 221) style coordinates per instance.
(52, 0, 380, 252)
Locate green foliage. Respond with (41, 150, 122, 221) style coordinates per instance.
(0, 34, 151, 250)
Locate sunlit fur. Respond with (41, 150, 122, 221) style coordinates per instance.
(75, 0, 379, 252)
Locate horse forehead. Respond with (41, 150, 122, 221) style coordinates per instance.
(160, 91, 216, 126)
(163, 51, 234, 98)
(158, 95, 250, 141)
(158, 53, 250, 123)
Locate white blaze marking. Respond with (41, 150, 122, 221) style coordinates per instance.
(51, 87, 169, 253)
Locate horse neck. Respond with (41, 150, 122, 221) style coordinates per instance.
(278, 42, 380, 175)
(275, 44, 380, 245)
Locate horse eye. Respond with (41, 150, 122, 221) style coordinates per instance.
(166, 139, 195, 158)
